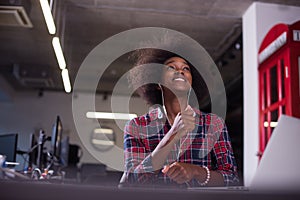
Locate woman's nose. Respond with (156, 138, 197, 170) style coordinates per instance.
(175, 69, 185, 75)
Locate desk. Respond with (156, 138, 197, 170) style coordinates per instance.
(1, 180, 300, 200)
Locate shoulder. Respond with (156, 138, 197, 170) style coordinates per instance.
(197, 110, 227, 133)
(197, 110, 225, 124)
(127, 106, 161, 126)
(124, 107, 162, 138)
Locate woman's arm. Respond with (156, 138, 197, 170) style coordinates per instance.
(210, 115, 239, 186)
(122, 113, 183, 184)
(162, 162, 224, 186)
(123, 107, 195, 185)
(162, 114, 239, 187)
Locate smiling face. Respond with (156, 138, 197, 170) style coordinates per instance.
(161, 57, 192, 95)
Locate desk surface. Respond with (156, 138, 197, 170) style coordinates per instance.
(1, 180, 300, 200)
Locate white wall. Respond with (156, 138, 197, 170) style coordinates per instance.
(243, 2, 300, 186)
(0, 76, 147, 171)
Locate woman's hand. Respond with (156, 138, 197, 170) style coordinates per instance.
(162, 162, 196, 184)
(169, 112, 184, 134)
(180, 105, 196, 133)
(150, 106, 196, 171)
(165, 106, 195, 141)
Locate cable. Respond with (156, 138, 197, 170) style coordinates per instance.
(158, 83, 192, 123)
(187, 87, 191, 105)
(158, 83, 171, 125)
(158, 83, 194, 161)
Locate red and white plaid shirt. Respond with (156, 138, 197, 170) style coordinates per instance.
(123, 106, 239, 187)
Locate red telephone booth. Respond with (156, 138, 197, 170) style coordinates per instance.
(258, 20, 300, 158)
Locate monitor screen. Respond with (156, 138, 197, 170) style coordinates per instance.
(0, 133, 18, 162)
(60, 136, 69, 167)
(51, 116, 63, 160)
(28, 133, 38, 168)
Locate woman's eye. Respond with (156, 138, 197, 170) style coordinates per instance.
(183, 66, 190, 71)
(167, 66, 176, 70)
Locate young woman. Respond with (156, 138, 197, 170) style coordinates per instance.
(120, 49, 239, 188)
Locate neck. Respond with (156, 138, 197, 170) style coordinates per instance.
(162, 89, 188, 124)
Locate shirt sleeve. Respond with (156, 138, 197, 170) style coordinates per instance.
(122, 118, 157, 185)
(210, 115, 239, 186)
(185, 114, 239, 187)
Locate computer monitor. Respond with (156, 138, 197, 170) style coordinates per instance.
(51, 116, 63, 161)
(0, 133, 18, 162)
(60, 136, 69, 167)
(28, 133, 38, 168)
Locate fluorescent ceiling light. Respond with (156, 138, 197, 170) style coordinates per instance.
(86, 112, 137, 120)
(39, 0, 56, 34)
(92, 139, 114, 146)
(52, 37, 66, 70)
(5, 162, 19, 166)
(94, 128, 114, 135)
(61, 68, 71, 93)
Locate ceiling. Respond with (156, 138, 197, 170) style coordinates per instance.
(0, 0, 300, 101)
(1, 0, 300, 175)
(0, 0, 298, 93)
(0, 0, 300, 107)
